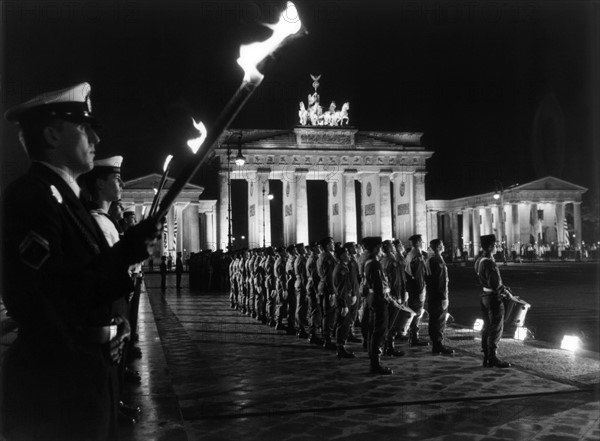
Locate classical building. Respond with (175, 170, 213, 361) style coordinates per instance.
(216, 128, 433, 250)
(121, 174, 217, 256)
(427, 176, 587, 257)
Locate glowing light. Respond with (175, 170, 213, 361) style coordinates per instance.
(473, 319, 484, 332)
(493, 192, 500, 200)
(267, 194, 274, 200)
(163, 155, 173, 172)
(514, 327, 529, 341)
(187, 118, 208, 154)
(560, 335, 581, 352)
(237, 2, 302, 84)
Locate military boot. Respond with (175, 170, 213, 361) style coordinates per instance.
(409, 332, 429, 347)
(307, 333, 323, 345)
(369, 356, 393, 375)
(488, 350, 511, 368)
(323, 338, 337, 350)
(384, 341, 405, 357)
(336, 345, 356, 359)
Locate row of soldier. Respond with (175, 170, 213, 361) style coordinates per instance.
(227, 234, 455, 374)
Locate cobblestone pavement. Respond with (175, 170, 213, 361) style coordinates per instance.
(117, 274, 600, 441)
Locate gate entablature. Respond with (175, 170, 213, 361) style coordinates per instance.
(216, 127, 433, 249)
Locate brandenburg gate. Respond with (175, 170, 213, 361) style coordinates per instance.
(216, 128, 433, 249)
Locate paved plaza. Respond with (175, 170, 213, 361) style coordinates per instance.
(115, 272, 600, 441)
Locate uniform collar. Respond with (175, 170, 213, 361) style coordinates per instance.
(35, 161, 82, 198)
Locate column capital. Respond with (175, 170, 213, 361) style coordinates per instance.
(295, 168, 309, 176)
(378, 169, 393, 177)
(343, 168, 358, 177)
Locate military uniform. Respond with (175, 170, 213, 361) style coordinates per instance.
(332, 252, 355, 358)
(404, 235, 429, 346)
(274, 250, 288, 329)
(317, 240, 337, 349)
(425, 249, 453, 354)
(305, 245, 322, 343)
(475, 234, 512, 368)
(1, 82, 157, 441)
(380, 247, 405, 356)
(285, 249, 297, 334)
(293, 246, 309, 338)
(362, 237, 392, 374)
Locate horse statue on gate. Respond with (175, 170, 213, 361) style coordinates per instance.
(298, 102, 308, 126)
(335, 102, 350, 126)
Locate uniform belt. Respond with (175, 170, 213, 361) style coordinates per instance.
(85, 324, 118, 344)
(482, 288, 495, 293)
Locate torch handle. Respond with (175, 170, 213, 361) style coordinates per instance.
(148, 168, 170, 218)
(154, 80, 259, 220)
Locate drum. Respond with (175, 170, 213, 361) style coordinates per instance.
(390, 302, 416, 333)
(504, 296, 531, 328)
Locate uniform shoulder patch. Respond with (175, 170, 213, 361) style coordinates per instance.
(19, 231, 51, 270)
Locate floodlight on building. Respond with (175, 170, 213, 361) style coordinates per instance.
(268, 193, 274, 200)
(560, 335, 581, 352)
(473, 319, 484, 332)
(493, 192, 500, 200)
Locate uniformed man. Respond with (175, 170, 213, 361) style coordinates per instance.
(380, 240, 405, 357)
(362, 237, 393, 375)
(274, 247, 289, 330)
(264, 247, 277, 327)
(285, 244, 298, 335)
(344, 242, 362, 344)
(1, 83, 162, 440)
(332, 246, 356, 359)
(405, 234, 430, 347)
(293, 243, 309, 339)
(475, 234, 513, 368)
(305, 241, 323, 344)
(80, 155, 142, 421)
(426, 239, 455, 355)
(317, 236, 337, 350)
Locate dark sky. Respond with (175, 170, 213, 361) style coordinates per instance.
(1, 0, 598, 207)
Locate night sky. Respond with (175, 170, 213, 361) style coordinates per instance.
(1, 1, 598, 216)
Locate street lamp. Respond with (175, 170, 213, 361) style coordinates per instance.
(226, 132, 246, 251)
(493, 181, 507, 265)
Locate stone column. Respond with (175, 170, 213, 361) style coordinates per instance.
(462, 209, 471, 255)
(296, 169, 309, 245)
(573, 202, 583, 251)
(218, 170, 229, 251)
(282, 175, 297, 246)
(327, 174, 344, 243)
(428, 210, 439, 243)
(183, 203, 200, 254)
(496, 202, 505, 245)
(472, 208, 481, 255)
(343, 170, 358, 243)
(173, 203, 188, 252)
(483, 207, 493, 235)
(511, 203, 520, 253)
(555, 202, 566, 257)
(205, 210, 216, 250)
(392, 172, 411, 242)
(246, 171, 259, 249)
(413, 171, 427, 244)
(379, 171, 393, 240)
(450, 211, 459, 258)
(530, 203, 538, 243)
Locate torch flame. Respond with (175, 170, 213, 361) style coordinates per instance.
(163, 155, 173, 172)
(237, 1, 302, 84)
(186, 118, 208, 154)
